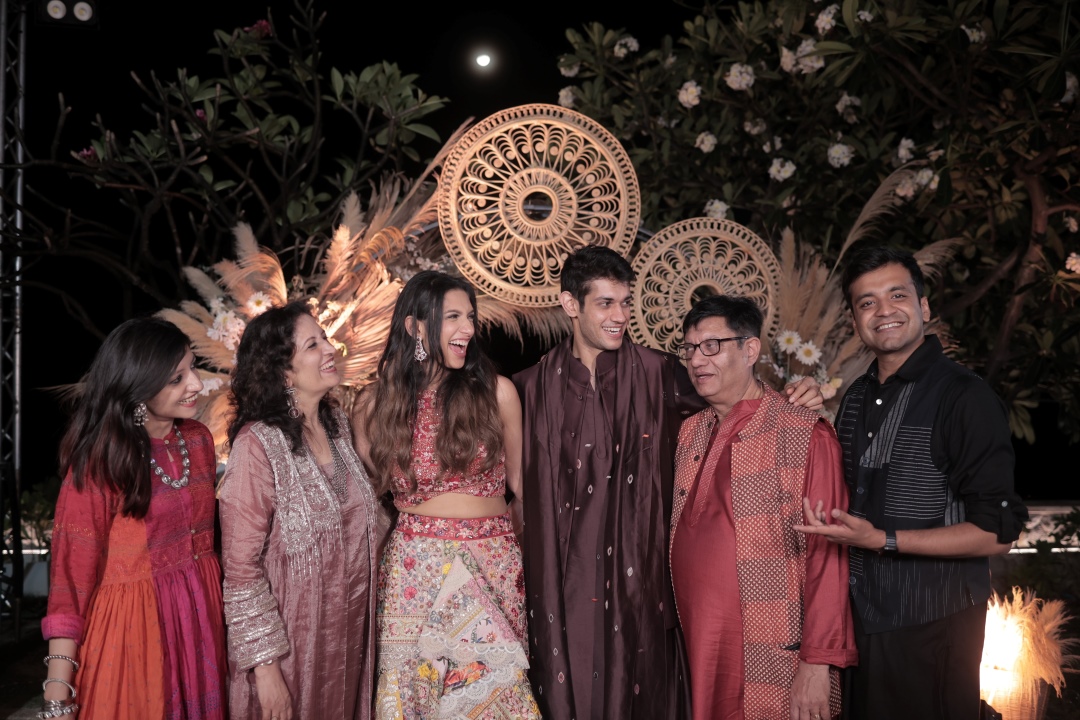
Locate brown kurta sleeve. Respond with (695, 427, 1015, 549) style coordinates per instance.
(219, 427, 290, 671)
(800, 421, 859, 668)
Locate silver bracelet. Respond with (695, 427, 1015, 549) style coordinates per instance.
(42, 655, 80, 672)
(37, 698, 79, 719)
(42, 678, 77, 699)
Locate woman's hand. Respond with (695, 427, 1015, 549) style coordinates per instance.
(253, 661, 293, 720)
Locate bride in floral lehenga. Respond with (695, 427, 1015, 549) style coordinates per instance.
(354, 270, 540, 719)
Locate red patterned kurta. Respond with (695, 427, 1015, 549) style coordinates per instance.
(670, 388, 857, 720)
(43, 419, 227, 720)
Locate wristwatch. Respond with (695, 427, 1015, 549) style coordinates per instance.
(882, 529, 898, 554)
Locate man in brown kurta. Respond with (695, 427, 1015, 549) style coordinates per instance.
(513, 246, 820, 720)
(514, 246, 702, 720)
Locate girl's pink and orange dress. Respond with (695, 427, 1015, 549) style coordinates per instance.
(43, 419, 227, 720)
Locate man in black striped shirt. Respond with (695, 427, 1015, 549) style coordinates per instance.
(796, 246, 1027, 720)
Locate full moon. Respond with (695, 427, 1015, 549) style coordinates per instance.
(475, 53, 492, 68)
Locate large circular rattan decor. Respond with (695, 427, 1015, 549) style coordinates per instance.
(629, 218, 782, 355)
(437, 104, 641, 307)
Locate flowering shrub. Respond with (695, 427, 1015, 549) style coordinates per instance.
(556, 0, 1080, 441)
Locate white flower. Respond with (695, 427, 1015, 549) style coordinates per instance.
(704, 199, 729, 219)
(914, 168, 936, 188)
(962, 25, 987, 44)
(1065, 216, 1079, 233)
(820, 382, 837, 400)
(777, 330, 802, 354)
(744, 118, 767, 135)
(780, 46, 797, 73)
(724, 63, 755, 91)
(695, 131, 718, 153)
(208, 297, 226, 314)
(199, 377, 224, 396)
(796, 39, 825, 74)
(208, 310, 247, 351)
(678, 80, 702, 108)
(559, 60, 580, 78)
(763, 136, 783, 153)
(827, 143, 855, 168)
(1066, 252, 1080, 273)
(857, 10, 874, 22)
(558, 86, 576, 108)
(895, 177, 918, 199)
(768, 158, 796, 182)
(796, 340, 823, 365)
(788, 374, 806, 383)
(897, 137, 916, 163)
(245, 291, 272, 316)
(928, 174, 940, 191)
(1063, 72, 1078, 104)
(815, 4, 840, 35)
(836, 91, 862, 123)
(613, 36, 639, 59)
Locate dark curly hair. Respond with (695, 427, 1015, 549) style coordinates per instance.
(59, 317, 191, 519)
(228, 301, 341, 453)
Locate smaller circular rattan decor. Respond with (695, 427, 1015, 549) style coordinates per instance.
(629, 218, 782, 355)
(437, 104, 641, 307)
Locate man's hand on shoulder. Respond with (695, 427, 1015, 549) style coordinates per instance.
(785, 376, 825, 410)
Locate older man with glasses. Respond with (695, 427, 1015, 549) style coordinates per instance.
(669, 294, 858, 720)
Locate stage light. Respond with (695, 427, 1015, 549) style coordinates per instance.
(36, 0, 100, 27)
(475, 52, 492, 69)
(72, 2, 93, 21)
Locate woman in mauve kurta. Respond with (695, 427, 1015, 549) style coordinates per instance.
(353, 271, 539, 719)
(219, 301, 379, 720)
(42, 318, 226, 720)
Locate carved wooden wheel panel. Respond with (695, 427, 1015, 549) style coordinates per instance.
(438, 104, 640, 307)
(629, 218, 782, 354)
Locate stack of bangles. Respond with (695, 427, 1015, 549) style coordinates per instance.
(38, 655, 80, 719)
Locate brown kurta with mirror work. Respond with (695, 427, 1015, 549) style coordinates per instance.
(514, 336, 704, 720)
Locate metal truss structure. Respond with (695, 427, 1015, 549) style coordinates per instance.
(0, 0, 26, 640)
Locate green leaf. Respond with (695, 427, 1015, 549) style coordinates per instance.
(331, 67, 344, 101)
(403, 123, 440, 142)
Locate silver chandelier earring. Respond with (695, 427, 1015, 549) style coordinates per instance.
(285, 386, 300, 419)
(133, 402, 148, 427)
(414, 334, 428, 362)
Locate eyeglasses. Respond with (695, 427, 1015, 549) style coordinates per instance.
(676, 336, 749, 360)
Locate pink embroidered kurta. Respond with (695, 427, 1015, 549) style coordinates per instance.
(219, 415, 378, 720)
(671, 392, 857, 720)
(43, 419, 227, 720)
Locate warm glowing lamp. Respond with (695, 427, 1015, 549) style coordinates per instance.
(979, 588, 1076, 720)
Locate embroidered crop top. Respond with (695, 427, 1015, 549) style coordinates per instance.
(390, 388, 506, 510)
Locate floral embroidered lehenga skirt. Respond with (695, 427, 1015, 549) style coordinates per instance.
(375, 512, 540, 719)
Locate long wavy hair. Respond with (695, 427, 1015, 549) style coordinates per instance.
(365, 271, 503, 494)
(58, 317, 191, 519)
(228, 301, 341, 454)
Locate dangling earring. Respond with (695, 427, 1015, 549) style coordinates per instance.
(133, 402, 148, 427)
(414, 334, 428, 362)
(285, 386, 300, 419)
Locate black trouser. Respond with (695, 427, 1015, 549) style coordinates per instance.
(848, 603, 986, 720)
